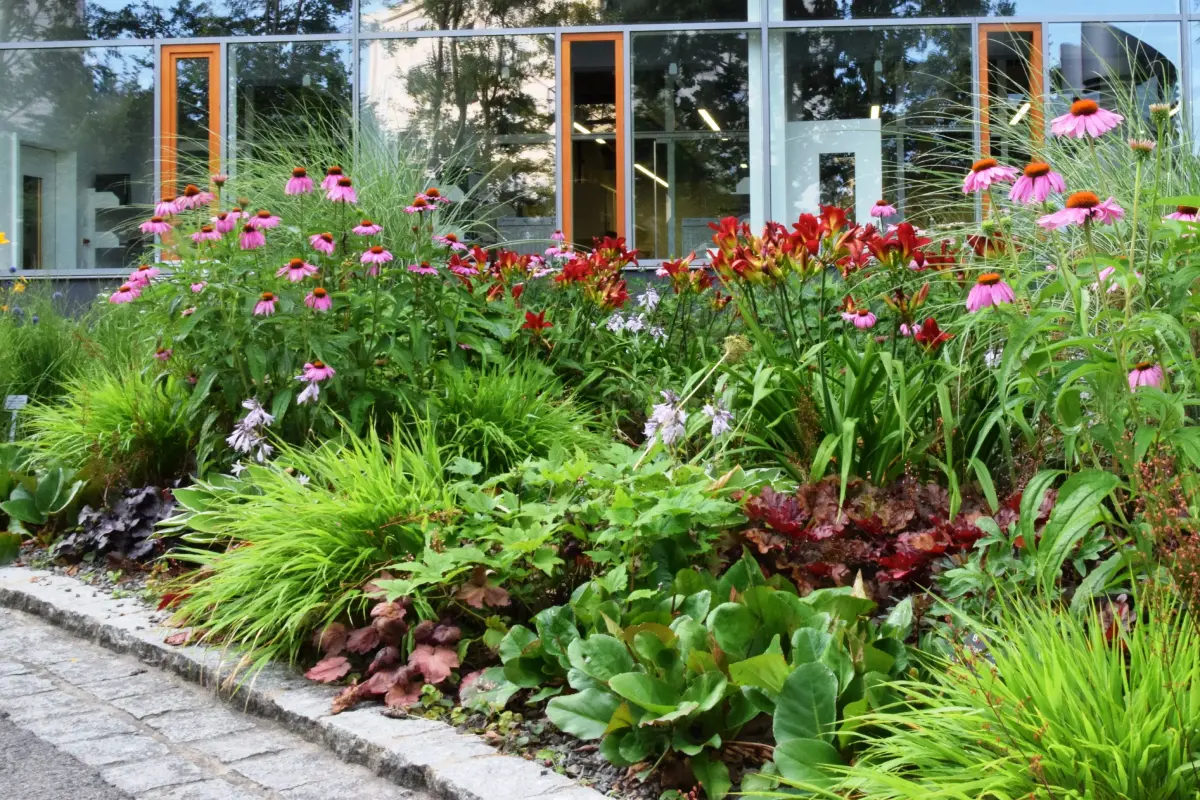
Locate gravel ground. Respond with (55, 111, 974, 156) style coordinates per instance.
(16, 544, 158, 605)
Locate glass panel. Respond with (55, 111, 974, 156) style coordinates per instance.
(360, 35, 556, 251)
(983, 29, 1037, 165)
(174, 56, 213, 191)
(229, 42, 353, 164)
(778, 0, 1178, 20)
(569, 39, 619, 247)
(0, 46, 153, 271)
(768, 26, 974, 228)
(1048, 22, 1181, 129)
(0, 0, 351, 41)
(632, 32, 753, 260)
(361, 0, 750, 33)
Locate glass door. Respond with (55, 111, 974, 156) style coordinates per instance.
(560, 33, 626, 247)
(978, 24, 1043, 163)
(160, 45, 222, 202)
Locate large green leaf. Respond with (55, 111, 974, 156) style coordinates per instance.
(567, 635, 634, 682)
(0, 532, 20, 564)
(791, 628, 832, 665)
(773, 737, 842, 788)
(1, 489, 44, 525)
(691, 752, 732, 800)
(707, 602, 757, 660)
(608, 672, 679, 714)
(729, 652, 790, 695)
(774, 662, 837, 744)
(1037, 469, 1120, 593)
(546, 689, 621, 740)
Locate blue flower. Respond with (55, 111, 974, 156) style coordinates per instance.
(52, 291, 64, 301)
(7, 266, 15, 273)
(31, 314, 39, 324)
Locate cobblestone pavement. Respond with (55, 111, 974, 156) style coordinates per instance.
(0, 607, 432, 800)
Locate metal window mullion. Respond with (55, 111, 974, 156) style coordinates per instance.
(759, 10, 771, 227)
(623, 29, 634, 247)
(971, 20, 982, 224)
(554, 30, 563, 234)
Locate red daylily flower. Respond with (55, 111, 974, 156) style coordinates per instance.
(914, 317, 953, 351)
(522, 310, 552, 332)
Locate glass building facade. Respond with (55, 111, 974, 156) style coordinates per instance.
(0, 0, 1190, 273)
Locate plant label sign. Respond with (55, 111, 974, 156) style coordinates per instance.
(5, 395, 26, 442)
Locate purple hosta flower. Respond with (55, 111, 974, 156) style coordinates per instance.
(870, 199, 898, 219)
(155, 198, 178, 217)
(277, 258, 318, 282)
(606, 314, 625, 333)
(242, 397, 275, 428)
(321, 165, 345, 191)
(851, 309, 877, 329)
(296, 473, 311, 486)
(353, 219, 384, 236)
(154, 347, 173, 362)
(407, 261, 438, 276)
(1128, 361, 1164, 391)
(227, 398, 275, 462)
(248, 209, 281, 230)
(638, 286, 660, 312)
(984, 348, 1003, 369)
(966, 273, 1015, 313)
(213, 210, 240, 234)
(240, 224, 266, 250)
(109, 283, 141, 304)
(625, 314, 646, 334)
(191, 224, 222, 243)
(230, 461, 247, 477)
(327, 177, 357, 204)
(302, 361, 335, 382)
(361, 246, 393, 267)
(140, 216, 171, 235)
(962, 158, 1019, 194)
(310, 232, 335, 256)
(297, 380, 320, 405)
(253, 292, 277, 316)
(286, 167, 314, 195)
(1037, 192, 1125, 230)
(644, 390, 688, 446)
(702, 400, 734, 437)
(649, 325, 666, 341)
(1008, 162, 1066, 205)
(305, 286, 332, 311)
(1051, 99, 1124, 139)
(128, 264, 160, 288)
(191, 281, 207, 293)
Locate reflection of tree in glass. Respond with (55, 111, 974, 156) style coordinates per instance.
(174, 57, 213, 188)
(782, 0, 1014, 19)
(364, 0, 746, 30)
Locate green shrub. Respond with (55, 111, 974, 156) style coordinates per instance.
(430, 363, 605, 476)
(166, 423, 456, 671)
(23, 366, 196, 486)
(778, 594, 1200, 800)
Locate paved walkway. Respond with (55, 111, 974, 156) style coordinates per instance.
(0, 606, 431, 800)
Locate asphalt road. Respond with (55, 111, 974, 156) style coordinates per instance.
(0, 713, 130, 800)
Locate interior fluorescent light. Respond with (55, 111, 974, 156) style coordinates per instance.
(698, 108, 721, 132)
(595, 138, 606, 145)
(1170, 103, 1182, 117)
(869, 105, 881, 119)
(635, 163, 669, 188)
(1009, 101, 1031, 126)
(739, 162, 749, 168)
(572, 121, 590, 134)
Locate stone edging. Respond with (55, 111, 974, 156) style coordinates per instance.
(0, 567, 604, 800)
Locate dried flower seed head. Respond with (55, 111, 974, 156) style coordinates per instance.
(723, 334, 752, 363)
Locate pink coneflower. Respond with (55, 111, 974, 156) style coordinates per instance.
(449, 262, 478, 277)
(851, 308, 876, 329)
(304, 286, 332, 312)
(321, 165, 344, 191)
(240, 224, 266, 250)
(191, 224, 221, 243)
(1128, 361, 1164, 391)
(1092, 266, 1142, 293)
(1037, 191, 1125, 230)
(213, 210, 240, 234)
(404, 196, 434, 214)
(870, 199, 898, 219)
(249, 209, 281, 230)
(966, 272, 1015, 312)
(327, 176, 357, 203)
(361, 245, 393, 266)
(1051, 98, 1124, 139)
(352, 219, 383, 236)
(1166, 205, 1200, 222)
(302, 360, 335, 382)
(154, 347, 173, 362)
(310, 232, 336, 255)
(211, 173, 228, 188)
(140, 216, 171, 235)
(253, 291, 277, 316)
(191, 281, 207, 293)
(277, 258, 318, 282)
(408, 261, 438, 276)
(286, 167, 314, 195)
(128, 264, 160, 288)
(181, 307, 195, 317)
(1008, 162, 1066, 205)
(551, 230, 566, 243)
(433, 232, 467, 251)
(421, 187, 449, 204)
(177, 183, 215, 209)
(962, 158, 1019, 194)
(109, 283, 140, 304)
(156, 198, 178, 217)
(899, 323, 915, 336)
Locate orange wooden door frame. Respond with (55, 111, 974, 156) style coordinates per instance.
(160, 44, 221, 201)
(559, 32, 625, 244)
(978, 23, 1044, 157)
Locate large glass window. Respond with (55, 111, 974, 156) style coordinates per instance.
(1048, 22, 1181, 131)
(0, 46, 153, 271)
(360, 0, 751, 33)
(768, 26, 973, 229)
(360, 35, 556, 249)
(632, 31, 756, 259)
(0, 0, 351, 41)
(229, 42, 353, 164)
(776, 0, 1178, 20)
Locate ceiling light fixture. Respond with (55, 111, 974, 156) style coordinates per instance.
(698, 108, 721, 132)
(572, 121, 591, 135)
(1009, 101, 1031, 126)
(869, 105, 881, 120)
(635, 163, 669, 188)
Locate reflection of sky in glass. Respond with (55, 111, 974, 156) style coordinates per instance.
(782, 0, 1178, 19)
